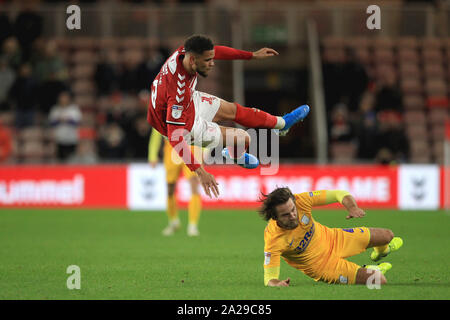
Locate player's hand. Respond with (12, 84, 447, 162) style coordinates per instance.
(268, 278, 290, 287)
(252, 48, 279, 59)
(346, 207, 366, 219)
(149, 160, 158, 168)
(195, 166, 219, 198)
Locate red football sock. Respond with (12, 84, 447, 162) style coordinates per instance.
(234, 103, 278, 128)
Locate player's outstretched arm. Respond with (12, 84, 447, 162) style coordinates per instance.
(267, 278, 290, 287)
(342, 194, 366, 219)
(195, 166, 219, 199)
(252, 48, 279, 59)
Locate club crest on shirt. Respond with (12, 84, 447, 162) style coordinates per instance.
(264, 252, 271, 265)
(171, 105, 183, 119)
(339, 275, 348, 284)
(301, 214, 310, 225)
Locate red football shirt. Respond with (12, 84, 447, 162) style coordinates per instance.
(147, 45, 253, 171)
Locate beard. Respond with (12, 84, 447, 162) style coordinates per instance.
(197, 69, 208, 77)
(278, 219, 299, 230)
(284, 221, 299, 230)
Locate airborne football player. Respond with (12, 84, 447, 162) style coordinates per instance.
(147, 35, 310, 198)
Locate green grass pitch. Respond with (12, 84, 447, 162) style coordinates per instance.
(1, 208, 449, 300)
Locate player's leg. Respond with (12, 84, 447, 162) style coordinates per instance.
(354, 266, 388, 285)
(318, 256, 390, 285)
(367, 228, 394, 248)
(188, 91, 257, 168)
(368, 228, 403, 262)
(183, 165, 201, 236)
(162, 144, 182, 236)
(213, 99, 310, 133)
(212, 100, 283, 128)
(219, 125, 259, 169)
(161, 181, 181, 236)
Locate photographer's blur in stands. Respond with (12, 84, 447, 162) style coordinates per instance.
(1, 37, 23, 71)
(48, 91, 82, 162)
(33, 39, 68, 83)
(13, 1, 43, 61)
(97, 123, 127, 161)
(373, 67, 403, 115)
(329, 103, 356, 143)
(0, 55, 15, 111)
(356, 91, 378, 160)
(375, 111, 409, 165)
(0, 119, 11, 163)
(8, 62, 38, 128)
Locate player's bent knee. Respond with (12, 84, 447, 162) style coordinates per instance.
(384, 229, 394, 243)
(368, 228, 394, 247)
(215, 100, 237, 121)
(227, 128, 250, 146)
(355, 268, 387, 286)
(238, 129, 251, 145)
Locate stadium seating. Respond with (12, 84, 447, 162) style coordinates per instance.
(324, 35, 449, 164)
(4, 34, 449, 165)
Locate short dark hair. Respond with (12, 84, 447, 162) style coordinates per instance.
(258, 187, 296, 221)
(184, 35, 214, 55)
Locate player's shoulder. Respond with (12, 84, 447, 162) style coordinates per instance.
(264, 219, 283, 238)
(295, 190, 325, 202)
(264, 220, 286, 251)
(294, 192, 311, 204)
(165, 46, 185, 76)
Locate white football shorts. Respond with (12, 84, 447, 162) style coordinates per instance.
(185, 91, 222, 148)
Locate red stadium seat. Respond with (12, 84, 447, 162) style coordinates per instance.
(409, 139, 430, 157)
(373, 37, 395, 50)
(322, 36, 346, 50)
(397, 37, 419, 50)
(19, 140, 45, 163)
(348, 37, 370, 47)
(405, 123, 428, 140)
(426, 96, 449, 108)
(70, 50, 98, 65)
(423, 63, 445, 79)
(425, 80, 447, 97)
(69, 63, 96, 81)
(400, 78, 423, 95)
(422, 48, 443, 65)
(72, 80, 96, 96)
(403, 110, 427, 126)
(373, 48, 395, 65)
(19, 127, 44, 142)
(431, 124, 446, 141)
(428, 108, 449, 125)
(71, 37, 98, 51)
(352, 47, 371, 65)
(410, 154, 431, 164)
(399, 63, 421, 79)
(397, 48, 420, 64)
(403, 94, 426, 110)
(432, 140, 444, 164)
(420, 37, 442, 51)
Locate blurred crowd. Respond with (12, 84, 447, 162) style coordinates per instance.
(322, 48, 409, 165)
(0, 3, 171, 164)
(0, 1, 442, 166)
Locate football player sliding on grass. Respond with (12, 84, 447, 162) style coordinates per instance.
(259, 188, 403, 287)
